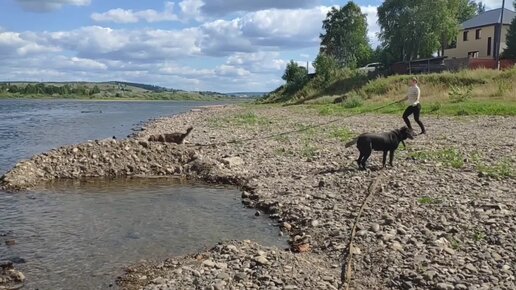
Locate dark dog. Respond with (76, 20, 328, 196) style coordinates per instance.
(345, 126, 415, 169)
(148, 127, 193, 144)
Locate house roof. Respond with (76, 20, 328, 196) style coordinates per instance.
(461, 8, 516, 29)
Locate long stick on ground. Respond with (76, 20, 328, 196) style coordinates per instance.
(340, 174, 383, 290)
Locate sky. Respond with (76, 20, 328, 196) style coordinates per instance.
(0, 0, 507, 92)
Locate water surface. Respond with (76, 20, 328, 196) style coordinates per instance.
(1, 178, 284, 289)
(0, 100, 283, 289)
(0, 99, 223, 174)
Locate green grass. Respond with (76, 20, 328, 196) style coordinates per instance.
(473, 229, 486, 242)
(273, 134, 290, 143)
(262, 68, 516, 117)
(274, 147, 295, 157)
(450, 238, 461, 250)
(476, 160, 514, 179)
(312, 99, 516, 117)
(301, 142, 318, 158)
(329, 127, 354, 142)
(342, 93, 364, 108)
(418, 196, 443, 205)
(410, 149, 465, 169)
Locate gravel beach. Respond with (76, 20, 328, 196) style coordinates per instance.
(1, 105, 515, 290)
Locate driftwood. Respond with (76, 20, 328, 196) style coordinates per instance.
(340, 174, 383, 290)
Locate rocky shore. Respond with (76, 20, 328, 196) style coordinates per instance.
(1, 105, 515, 289)
(0, 260, 25, 290)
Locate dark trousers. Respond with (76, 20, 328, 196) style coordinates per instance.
(403, 103, 425, 133)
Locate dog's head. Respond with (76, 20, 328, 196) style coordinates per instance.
(399, 126, 416, 140)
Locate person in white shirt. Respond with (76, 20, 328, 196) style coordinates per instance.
(400, 77, 426, 134)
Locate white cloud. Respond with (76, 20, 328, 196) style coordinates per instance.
(55, 56, 108, 70)
(200, 0, 318, 15)
(16, 0, 90, 12)
(477, 0, 505, 10)
(361, 5, 380, 47)
(91, 2, 179, 23)
(226, 51, 286, 73)
(0, 31, 59, 56)
(199, 6, 330, 56)
(91, 9, 140, 23)
(179, 0, 204, 21)
(43, 26, 202, 60)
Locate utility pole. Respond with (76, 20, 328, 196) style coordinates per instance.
(496, 0, 506, 70)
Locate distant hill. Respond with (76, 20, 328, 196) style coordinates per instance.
(0, 81, 237, 101)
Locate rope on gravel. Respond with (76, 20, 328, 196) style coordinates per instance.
(194, 101, 401, 148)
(340, 174, 384, 290)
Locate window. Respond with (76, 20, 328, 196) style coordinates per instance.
(463, 31, 469, 41)
(468, 51, 479, 58)
(476, 29, 481, 39)
(487, 37, 492, 56)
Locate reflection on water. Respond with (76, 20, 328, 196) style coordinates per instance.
(0, 178, 285, 290)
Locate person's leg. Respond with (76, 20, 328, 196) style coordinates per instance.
(413, 103, 426, 134)
(402, 106, 414, 129)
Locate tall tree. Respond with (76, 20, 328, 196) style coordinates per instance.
(378, 0, 450, 62)
(502, 14, 516, 59)
(282, 60, 308, 91)
(456, 0, 480, 22)
(477, 1, 486, 14)
(320, 2, 371, 68)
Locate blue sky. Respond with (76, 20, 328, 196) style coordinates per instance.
(0, 0, 504, 92)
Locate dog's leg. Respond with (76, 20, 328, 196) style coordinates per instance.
(402, 140, 406, 149)
(389, 150, 395, 167)
(357, 154, 362, 168)
(362, 149, 371, 169)
(382, 151, 388, 168)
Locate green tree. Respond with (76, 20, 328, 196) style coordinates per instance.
(477, 2, 486, 14)
(502, 15, 516, 59)
(90, 85, 101, 95)
(313, 54, 340, 84)
(378, 0, 454, 62)
(320, 2, 371, 68)
(456, 0, 479, 22)
(282, 60, 308, 91)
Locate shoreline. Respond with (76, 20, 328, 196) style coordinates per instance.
(1, 105, 515, 289)
(0, 97, 247, 103)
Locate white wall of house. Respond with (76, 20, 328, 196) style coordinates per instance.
(444, 25, 510, 59)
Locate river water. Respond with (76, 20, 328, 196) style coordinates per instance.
(0, 100, 284, 289)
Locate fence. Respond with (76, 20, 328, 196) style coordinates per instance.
(444, 58, 516, 71)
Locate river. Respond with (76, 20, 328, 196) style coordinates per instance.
(0, 99, 284, 289)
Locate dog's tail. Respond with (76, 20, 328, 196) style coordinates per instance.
(344, 137, 358, 148)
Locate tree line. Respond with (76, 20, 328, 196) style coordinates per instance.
(0, 83, 101, 96)
(283, 0, 516, 89)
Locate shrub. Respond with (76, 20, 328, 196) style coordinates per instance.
(492, 78, 512, 97)
(343, 93, 364, 108)
(448, 85, 472, 103)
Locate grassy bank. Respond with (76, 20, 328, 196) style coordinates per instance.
(263, 68, 516, 116)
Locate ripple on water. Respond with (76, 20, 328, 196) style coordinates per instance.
(0, 178, 286, 290)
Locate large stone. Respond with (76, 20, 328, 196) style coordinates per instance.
(221, 156, 245, 168)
